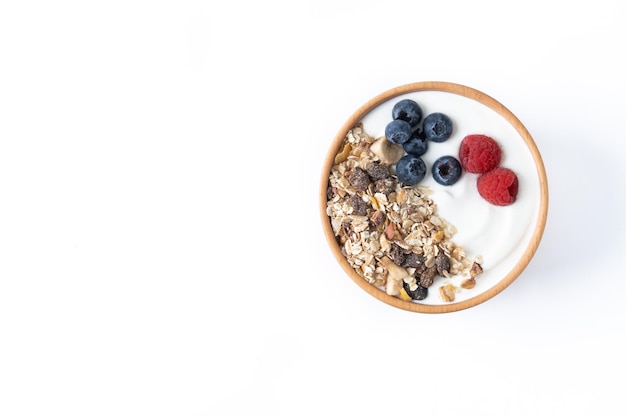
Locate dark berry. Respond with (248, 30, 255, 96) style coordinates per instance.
(385, 119, 412, 145)
(347, 194, 367, 216)
(432, 155, 462, 186)
(423, 112, 453, 142)
(402, 130, 428, 157)
(395, 154, 426, 185)
(403, 281, 428, 300)
(392, 99, 423, 128)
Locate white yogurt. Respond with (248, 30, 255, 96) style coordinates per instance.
(359, 91, 542, 305)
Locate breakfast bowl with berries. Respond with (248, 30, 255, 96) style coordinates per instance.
(320, 81, 548, 313)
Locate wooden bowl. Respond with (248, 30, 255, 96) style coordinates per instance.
(320, 81, 548, 313)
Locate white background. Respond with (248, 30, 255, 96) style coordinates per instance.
(1, 1, 625, 416)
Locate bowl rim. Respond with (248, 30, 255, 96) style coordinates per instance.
(319, 81, 549, 313)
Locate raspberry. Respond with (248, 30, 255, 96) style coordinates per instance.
(459, 134, 502, 174)
(477, 167, 519, 206)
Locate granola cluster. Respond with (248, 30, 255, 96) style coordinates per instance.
(326, 124, 482, 302)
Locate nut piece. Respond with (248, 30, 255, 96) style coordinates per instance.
(369, 137, 404, 165)
(386, 277, 403, 296)
(470, 262, 483, 279)
(334, 142, 352, 164)
(380, 256, 409, 282)
(461, 262, 483, 289)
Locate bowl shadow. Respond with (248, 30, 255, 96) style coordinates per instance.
(524, 138, 624, 278)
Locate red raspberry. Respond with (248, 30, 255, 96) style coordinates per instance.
(477, 167, 519, 206)
(459, 134, 502, 174)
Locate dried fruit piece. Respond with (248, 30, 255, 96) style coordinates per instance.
(374, 178, 395, 195)
(398, 287, 413, 301)
(477, 167, 519, 206)
(348, 194, 368, 216)
(402, 252, 425, 269)
(419, 265, 438, 288)
(346, 167, 371, 192)
(389, 243, 406, 266)
(366, 161, 391, 180)
(435, 253, 450, 276)
(403, 281, 428, 300)
(459, 134, 502, 174)
(384, 223, 395, 240)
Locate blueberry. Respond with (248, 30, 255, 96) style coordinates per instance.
(385, 119, 412, 145)
(392, 99, 423, 128)
(423, 112, 453, 142)
(432, 155, 462, 186)
(402, 130, 428, 157)
(395, 154, 426, 185)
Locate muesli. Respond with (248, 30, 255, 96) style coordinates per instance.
(325, 123, 483, 302)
